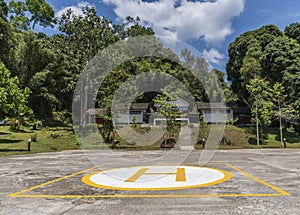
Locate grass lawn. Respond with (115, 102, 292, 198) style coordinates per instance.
(220, 125, 300, 149)
(2, 124, 300, 156)
(114, 124, 300, 150)
(0, 126, 79, 156)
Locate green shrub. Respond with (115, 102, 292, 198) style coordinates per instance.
(32, 119, 43, 130)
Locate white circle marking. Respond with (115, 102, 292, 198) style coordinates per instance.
(83, 166, 232, 190)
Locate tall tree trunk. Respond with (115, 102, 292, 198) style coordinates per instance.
(260, 125, 264, 145)
(256, 96, 260, 146)
(279, 99, 283, 147)
(32, 20, 36, 31)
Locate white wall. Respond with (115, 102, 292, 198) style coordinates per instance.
(116, 113, 143, 124)
(202, 109, 233, 123)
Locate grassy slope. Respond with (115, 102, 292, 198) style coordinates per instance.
(115, 124, 300, 149)
(0, 126, 79, 156)
(1, 124, 300, 156)
(221, 125, 300, 149)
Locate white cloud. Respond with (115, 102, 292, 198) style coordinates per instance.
(202, 48, 224, 65)
(56, 2, 93, 18)
(103, 0, 245, 45)
(288, 12, 300, 18)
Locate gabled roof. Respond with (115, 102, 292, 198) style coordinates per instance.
(130, 103, 149, 110)
(86, 108, 106, 115)
(87, 103, 149, 115)
(229, 106, 251, 114)
(154, 97, 191, 107)
(197, 103, 231, 110)
(176, 97, 190, 106)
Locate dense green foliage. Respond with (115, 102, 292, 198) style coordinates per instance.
(227, 24, 300, 110)
(1, 0, 300, 145)
(8, 0, 55, 30)
(0, 0, 8, 20)
(0, 61, 32, 130)
(1, 2, 209, 133)
(227, 23, 300, 144)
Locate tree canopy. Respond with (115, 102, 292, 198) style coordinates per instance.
(285, 22, 300, 43)
(227, 24, 300, 112)
(8, 0, 55, 30)
(0, 61, 31, 119)
(1, 0, 300, 137)
(0, 0, 8, 20)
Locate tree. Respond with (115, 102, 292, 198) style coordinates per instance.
(0, 61, 31, 127)
(279, 42, 300, 111)
(58, 7, 138, 126)
(180, 49, 208, 102)
(122, 16, 154, 37)
(153, 93, 181, 140)
(227, 25, 283, 103)
(247, 78, 274, 146)
(205, 69, 226, 102)
(26, 0, 55, 30)
(246, 80, 288, 147)
(227, 38, 263, 105)
(7, 31, 58, 117)
(285, 22, 300, 43)
(226, 23, 300, 120)
(0, 17, 16, 67)
(272, 82, 286, 146)
(8, 0, 55, 31)
(8, 0, 29, 30)
(281, 105, 300, 126)
(0, 0, 8, 20)
(58, 6, 116, 63)
(262, 36, 300, 85)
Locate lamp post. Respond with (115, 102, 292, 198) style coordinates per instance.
(283, 138, 287, 148)
(27, 138, 31, 151)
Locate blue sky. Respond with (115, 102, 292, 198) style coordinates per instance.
(34, 0, 300, 72)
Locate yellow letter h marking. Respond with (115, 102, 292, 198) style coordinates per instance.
(125, 168, 186, 182)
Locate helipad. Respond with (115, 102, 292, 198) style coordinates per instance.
(3, 150, 298, 214)
(7, 157, 290, 199)
(82, 166, 232, 190)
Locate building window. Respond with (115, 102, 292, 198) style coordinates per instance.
(219, 110, 231, 114)
(180, 106, 188, 111)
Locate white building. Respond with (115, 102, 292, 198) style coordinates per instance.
(152, 97, 198, 125)
(198, 103, 233, 123)
(87, 104, 149, 125)
(115, 103, 149, 124)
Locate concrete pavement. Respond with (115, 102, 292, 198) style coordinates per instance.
(1, 149, 300, 214)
